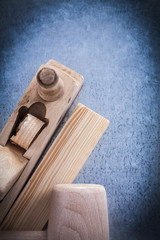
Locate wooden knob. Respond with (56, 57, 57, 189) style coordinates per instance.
(48, 184, 109, 240)
(38, 68, 57, 86)
(37, 66, 64, 102)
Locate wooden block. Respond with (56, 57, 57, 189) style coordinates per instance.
(0, 59, 83, 224)
(1, 104, 109, 231)
(10, 114, 45, 150)
(0, 143, 27, 200)
(48, 184, 109, 240)
(0, 231, 47, 240)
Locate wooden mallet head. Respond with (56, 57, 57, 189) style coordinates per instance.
(48, 184, 109, 240)
(0, 184, 109, 240)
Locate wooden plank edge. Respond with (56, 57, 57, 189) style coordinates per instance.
(0, 231, 47, 240)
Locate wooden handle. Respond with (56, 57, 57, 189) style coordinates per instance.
(38, 68, 57, 86)
(37, 66, 64, 102)
(48, 184, 109, 240)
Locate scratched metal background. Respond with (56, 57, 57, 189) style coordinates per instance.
(0, 0, 160, 239)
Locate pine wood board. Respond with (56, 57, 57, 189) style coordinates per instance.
(0, 231, 47, 240)
(0, 59, 83, 224)
(1, 104, 109, 231)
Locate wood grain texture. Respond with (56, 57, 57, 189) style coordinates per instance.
(10, 114, 45, 150)
(38, 68, 57, 86)
(0, 143, 27, 200)
(0, 231, 47, 240)
(37, 66, 64, 102)
(0, 59, 83, 225)
(48, 184, 109, 240)
(1, 104, 109, 231)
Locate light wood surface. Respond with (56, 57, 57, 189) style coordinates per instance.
(10, 114, 45, 150)
(0, 143, 27, 200)
(0, 184, 109, 240)
(0, 231, 47, 240)
(0, 59, 83, 225)
(48, 184, 109, 240)
(1, 104, 109, 231)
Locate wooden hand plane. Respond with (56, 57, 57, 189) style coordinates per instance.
(0, 59, 83, 223)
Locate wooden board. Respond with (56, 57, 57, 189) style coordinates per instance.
(0, 59, 83, 224)
(1, 104, 109, 231)
(0, 231, 47, 240)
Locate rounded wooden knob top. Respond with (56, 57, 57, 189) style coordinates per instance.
(37, 68, 58, 88)
(48, 184, 109, 240)
(36, 66, 64, 101)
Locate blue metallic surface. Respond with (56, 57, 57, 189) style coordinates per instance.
(0, 0, 160, 239)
